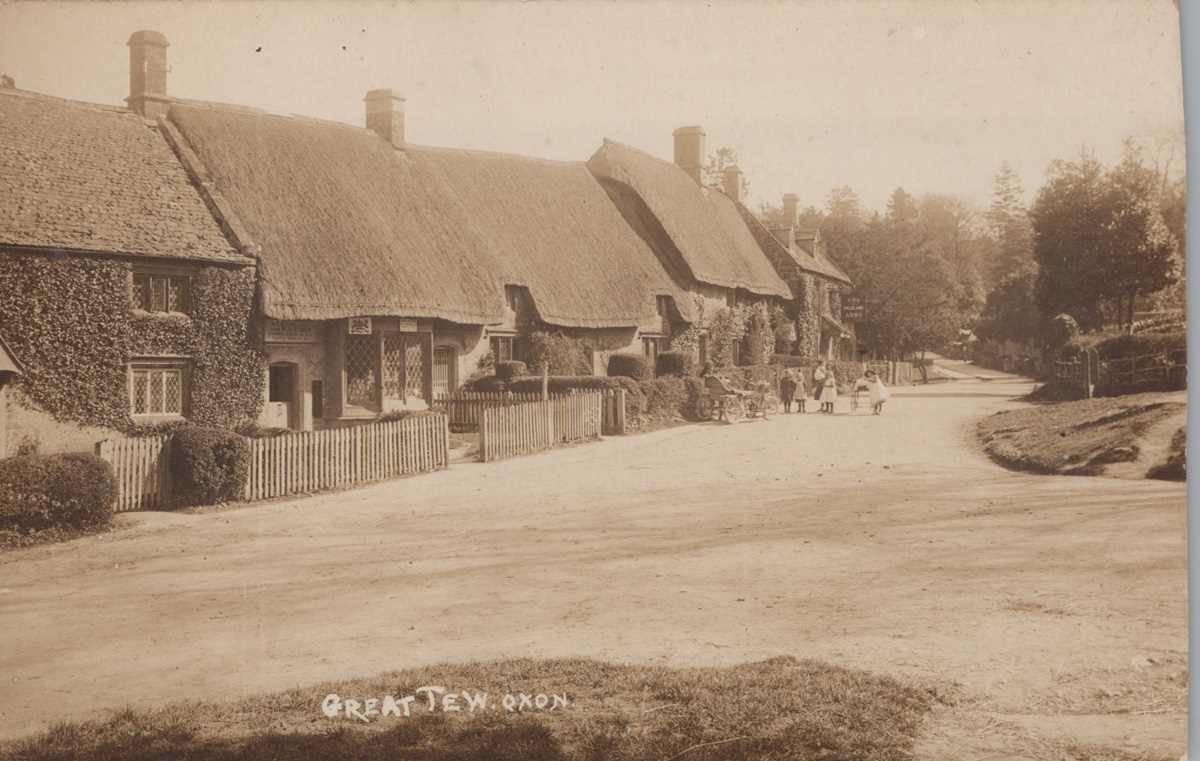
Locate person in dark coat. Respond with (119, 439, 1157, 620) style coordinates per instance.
(779, 370, 797, 413)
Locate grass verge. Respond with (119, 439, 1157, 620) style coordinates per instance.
(977, 392, 1185, 476)
(1, 656, 936, 761)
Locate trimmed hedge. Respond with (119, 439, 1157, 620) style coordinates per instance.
(0, 453, 116, 533)
(494, 361, 528, 381)
(608, 353, 650, 380)
(169, 426, 249, 506)
(655, 350, 695, 377)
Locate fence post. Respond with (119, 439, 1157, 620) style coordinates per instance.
(616, 388, 626, 434)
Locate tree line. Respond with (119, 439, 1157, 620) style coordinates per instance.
(748, 137, 1184, 360)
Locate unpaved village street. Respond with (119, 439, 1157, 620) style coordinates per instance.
(0, 370, 1186, 758)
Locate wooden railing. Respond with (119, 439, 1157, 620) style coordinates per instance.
(244, 414, 449, 501)
(95, 435, 171, 513)
(479, 392, 603, 462)
(601, 388, 627, 435)
(446, 391, 548, 431)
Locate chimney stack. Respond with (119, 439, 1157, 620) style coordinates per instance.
(721, 165, 744, 203)
(365, 89, 406, 150)
(127, 30, 170, 119)
(672, 126, 706, 185)
(782, 193, 799, 225)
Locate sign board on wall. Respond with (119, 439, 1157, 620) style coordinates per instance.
(264, 320, 318, 344)
(347, 317, 373, 335)
(841, 295, 865, 321)
(395, 319, 418, 332)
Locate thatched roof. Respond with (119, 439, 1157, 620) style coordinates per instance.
(168, 102, 507, 323)
(587, 140, 791, 299)
(0, 89, 242, 263)
(409, 146, 694, 327)
(795, 228, 851, 283)
(169, 103, 691, 327)
(747, 214, 853, 288)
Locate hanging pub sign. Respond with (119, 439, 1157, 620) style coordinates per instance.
(841, 295, 865, 321)
(347, 317, 373, 335)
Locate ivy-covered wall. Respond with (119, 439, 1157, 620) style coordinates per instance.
(0, 251, 264, 436)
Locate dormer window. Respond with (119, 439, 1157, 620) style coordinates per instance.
(133, 273, 190, 314)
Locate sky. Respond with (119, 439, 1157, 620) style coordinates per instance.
(0, 0, 1185, 213)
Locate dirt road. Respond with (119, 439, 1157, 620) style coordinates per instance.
(0, 370, 1186, 758)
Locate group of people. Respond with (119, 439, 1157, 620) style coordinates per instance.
(777, 360, 890, 415)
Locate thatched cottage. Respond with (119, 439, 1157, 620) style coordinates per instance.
(140, 32, 695, 431)
(0, 54, 260, 454)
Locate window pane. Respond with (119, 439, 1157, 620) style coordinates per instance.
(382, 334, 404, 399)
(164, 371, 181, 414)
(405, 338, 425, 400)
(148, 369, 164, 412)
(133, 275, 151, 310)
(132, 371, 148, 414)
(346, 334, 378, 407)
(166, 278, 183, 312)
(150, 278, 167, 312)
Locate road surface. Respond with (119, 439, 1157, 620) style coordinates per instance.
(0, 367, 1186, 758)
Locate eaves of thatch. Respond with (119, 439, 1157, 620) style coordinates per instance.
(587, 140, 792, 300)
(0, 89, 244, 264)
(409, 145, 695, 328)
(167, 103, 507, 324)
(795, 229, 852, 284)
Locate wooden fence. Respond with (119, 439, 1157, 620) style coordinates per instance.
(601, 388, 626, 435)
(95, 435, 172, 513)
(1055, 348, 1186, 398)
(446, 391, 550, 431)
(244, 414, 449, 501)
(479, 392, 603, 462)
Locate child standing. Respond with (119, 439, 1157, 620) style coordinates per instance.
(821, 367, 838, 413)
(795, 371, 808, 413)
(866, 370, 890, 414)
(779, 370, 797, 413)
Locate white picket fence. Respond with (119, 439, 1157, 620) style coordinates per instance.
(244, 414, 449, 501)
(479, 392, 603, 462)
(95, 415, 450, 510)
(95, 435, 172, 513)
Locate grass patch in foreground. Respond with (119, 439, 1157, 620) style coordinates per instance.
(978, 392, 1185, 476)
(1, 656, 935, 761)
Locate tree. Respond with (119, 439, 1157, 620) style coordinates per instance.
(702, 146, 749, 197)
(975, 265, 1040, 345)
(985, 163, 1034, 286)
(1030, 146, 1179, 333)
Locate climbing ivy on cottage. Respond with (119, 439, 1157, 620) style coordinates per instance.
(0, 253, 264, 432)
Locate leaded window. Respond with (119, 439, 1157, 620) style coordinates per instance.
(130, 364, 186, 417)
(345, 334, 378, 408)
(133, 274, 190, 313)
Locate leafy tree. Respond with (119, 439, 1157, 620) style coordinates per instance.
(975, 266, 1040, 345)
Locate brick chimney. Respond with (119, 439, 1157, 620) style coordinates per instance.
(782, 193, 799, 225)
(126, 30, 170, 119)
(365, 89, 405, 150)
(721, 165, 744, 203)
(672, 126, 706, 185)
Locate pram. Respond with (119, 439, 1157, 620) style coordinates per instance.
(850, 378, 871, 413)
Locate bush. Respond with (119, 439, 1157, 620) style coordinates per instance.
(608, 353, 649, 380)
(235, 422, 290, 438)
(0, 453, 116, 534)
(524, 332, 594, 375)
(494, 360, 528, 381)
(655, 350, 695, 377)
(641, 377, 690, 422)
(169, 426, 249, 506)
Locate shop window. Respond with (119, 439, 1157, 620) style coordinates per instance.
(490, 334, 525, 363)
(345, 333, 378, 409)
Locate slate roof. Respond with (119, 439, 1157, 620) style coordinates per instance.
(0, 89, 243, 263)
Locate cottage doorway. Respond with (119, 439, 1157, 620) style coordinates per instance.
(268, 362, 301, 430)
(433, 346, 457, 404)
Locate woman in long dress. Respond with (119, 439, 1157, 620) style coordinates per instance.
(812, 362, 827, 408)
(866, 369, 890, 414)
(820, 366, 838, 413)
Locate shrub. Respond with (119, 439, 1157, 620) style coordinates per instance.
(169, 426, 249, 506)
(655, 350, 695, 377)
(608, 353, 649, 380)
(641, 377, 690, 421)
(683, 376, 710, 420)
(236, 422, 291, 438)
(377, 410, 437, 422)
(0, 453, 116, 533)
(494, 360, 528, 381)
(524, 332, 594, 375)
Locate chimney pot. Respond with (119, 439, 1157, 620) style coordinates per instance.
(365, 88, 406, 150)
(126, 30, 170, 119)
(782, 193, 799, 224)
(672, 125, 706, 185)
(721, 165, 744, 204)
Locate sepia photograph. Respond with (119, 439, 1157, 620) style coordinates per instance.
(0, 1, 1189, 759)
